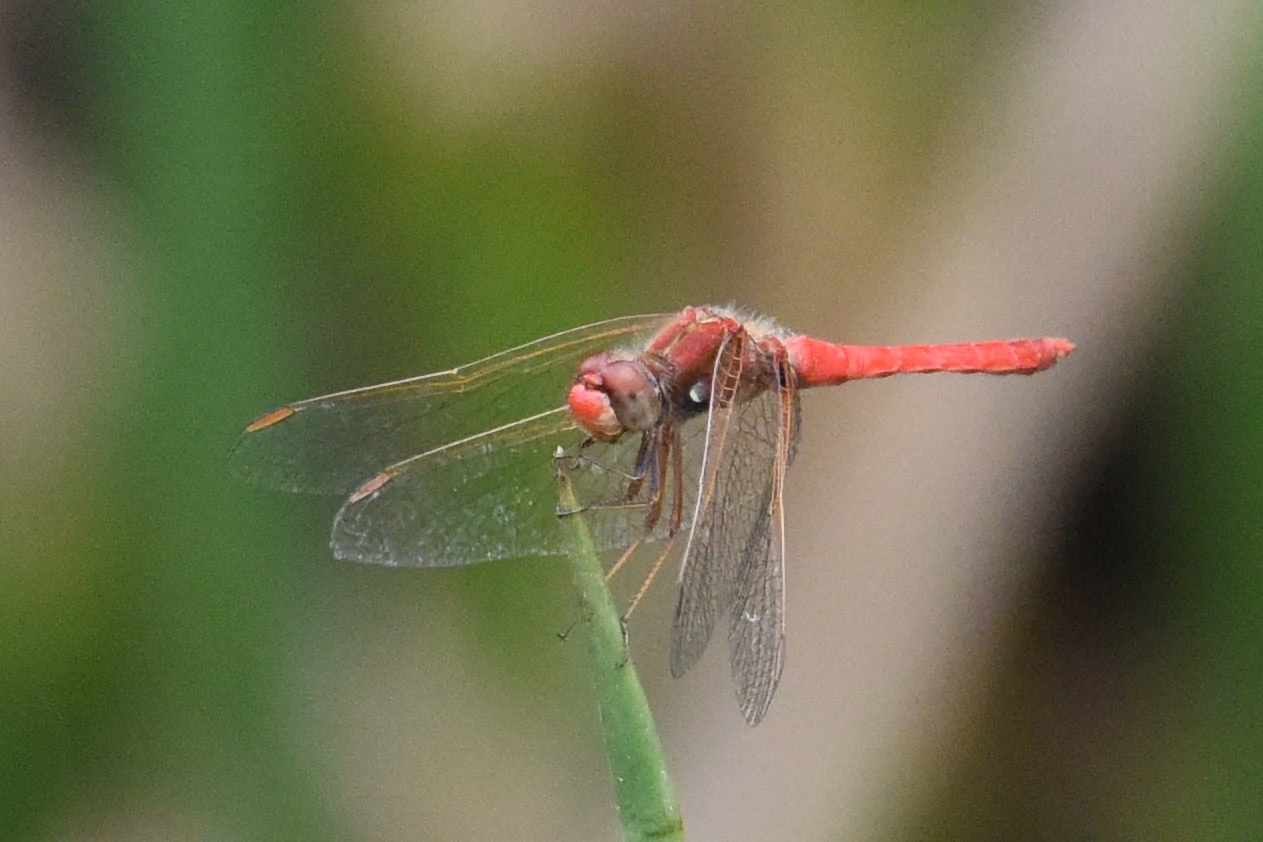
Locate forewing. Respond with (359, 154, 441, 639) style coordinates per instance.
(330, 409, 576, 565)
(669, 331, 783, 683)
(330, 408, 680, 567)
(229, 314, 667, 495)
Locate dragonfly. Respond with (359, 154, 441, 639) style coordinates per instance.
(230, 305, 1073, 725)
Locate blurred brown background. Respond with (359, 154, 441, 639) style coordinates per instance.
(2, 1, 1261, 839)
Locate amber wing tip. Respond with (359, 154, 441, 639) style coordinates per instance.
(348, 471, 393, 504)
(245, 406, 296, 433)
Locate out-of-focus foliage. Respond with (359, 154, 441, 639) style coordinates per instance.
(898, 63, 1263, 841)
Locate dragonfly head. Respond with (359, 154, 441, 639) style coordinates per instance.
(569, 353, 663, 442)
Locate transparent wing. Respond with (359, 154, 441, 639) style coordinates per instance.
(229, 314, 668, 495)
(727, 376, 799, 725)
(664, 337, 763, 662)
(330, 408, 697, 568)
(667, 330, 800, 725)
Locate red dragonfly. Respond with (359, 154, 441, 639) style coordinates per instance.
(231, 305, 1073, 725)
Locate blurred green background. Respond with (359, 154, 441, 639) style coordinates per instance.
(2, 1, 1262, 839)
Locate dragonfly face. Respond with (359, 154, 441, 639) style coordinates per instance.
(569, 353, 665, 441)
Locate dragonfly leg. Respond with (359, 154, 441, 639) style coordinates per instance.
(581, 455, 652, 488)
(604, 533, 647, 582)
(614, 617, 631, 669)
(556, 599, 583, 641)
(554, 449, 649, 518)
(570, 432, 650, 482)
(621, 532, 679, 622)
(555, 436, 645, 480)
(559, 497, 651, 519)
(554, 433, 657, 518)
(553, 443, 590, 517)
(602, 428, 674, 583)
(640, 430, 673, 533)
(667, 424, 685, 534)
(608, 425, 683, 612)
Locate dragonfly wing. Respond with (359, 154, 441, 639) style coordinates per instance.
(330, 408, 667, 567)
(668, 331, 781, 680)
(331, 409, 576, 566)
(229, 314, 668, 495)
(668, 328, 802, 724)
(725, 484, 784, 724)
(727, 379, 800, 725)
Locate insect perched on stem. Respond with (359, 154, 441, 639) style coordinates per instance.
(232, 305, 1073, 724)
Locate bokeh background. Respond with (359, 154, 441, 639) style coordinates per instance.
(3, 1, 1262, 839)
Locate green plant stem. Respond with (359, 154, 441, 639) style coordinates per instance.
(556, 474, 685, 842)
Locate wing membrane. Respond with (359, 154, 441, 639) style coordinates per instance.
(668, 334, 776, 667)
(229, 314, 667, 495)
(727, 376, 799, 725)
(330, 408, 692, 567)
(668, 329, 800, 724)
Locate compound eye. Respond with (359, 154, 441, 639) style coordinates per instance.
(601, 361, 662, 432)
